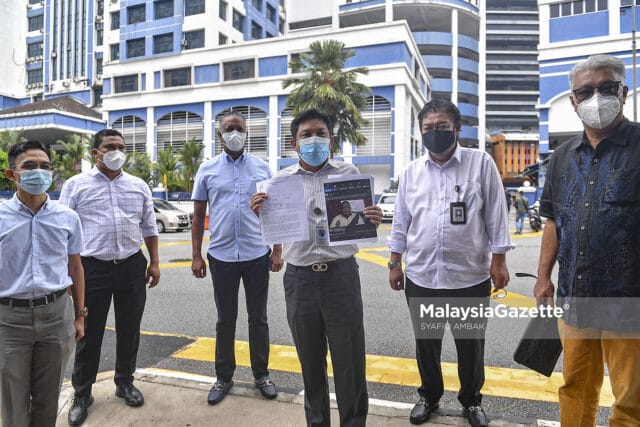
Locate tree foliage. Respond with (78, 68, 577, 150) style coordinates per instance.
(178, 138, 203, 192)
(52, 134, 89, 181)
(124, 151, 153, 186)
(0, 129, 25, 152)
(0, 150, 11, 190)
(282, 39, 371, 151)
(152, 146, 181, 191)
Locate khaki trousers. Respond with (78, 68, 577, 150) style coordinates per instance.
(558, 319, 640, 427)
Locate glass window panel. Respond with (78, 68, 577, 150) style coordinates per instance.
(185, 0, 205, 15)
(154, 0, 173, 19)
(154, 33, 173, 53)
(184, 30, 204, 49)
(127, 38, 145, 58)
(128, 4, 146, 24)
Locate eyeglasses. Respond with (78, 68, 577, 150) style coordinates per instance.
(572, 81, 621, 103)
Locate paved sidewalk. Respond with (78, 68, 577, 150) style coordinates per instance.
(55, 369, 542, 427)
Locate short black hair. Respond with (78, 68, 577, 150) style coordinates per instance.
(94, 129, 124, 149)
(290, 109, 333, 140)
(218, 110, 246, 130)
(418, 98, 462, 128)
(8, 140, 50, 169)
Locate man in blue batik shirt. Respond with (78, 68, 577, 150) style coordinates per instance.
(191, 111, 283, 405)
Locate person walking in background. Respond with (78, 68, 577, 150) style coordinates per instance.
(534, 54, 640, 426)
(388, 99, 511, 427)
(513, 191, 528, 234)
(60, 129, 160, 426)
(1, 141, 86, 427)
(191, 111, 283, 405)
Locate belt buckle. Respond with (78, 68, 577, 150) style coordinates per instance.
(311, 262, 328, 272)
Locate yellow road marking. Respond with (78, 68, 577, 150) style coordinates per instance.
(172, 337, 613, 406)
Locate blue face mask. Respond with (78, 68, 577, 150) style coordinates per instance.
(298, 136, 330, 167)
(18, 169, 53, 195)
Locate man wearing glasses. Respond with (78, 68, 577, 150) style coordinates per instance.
(387, 99, 511, 427)
(534, 54, 640, 425)
(0, 141, 86, 426)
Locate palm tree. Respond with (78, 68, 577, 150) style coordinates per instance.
(178, 138, 203, 192)
(153, 146, 180, 191)
(282, 39, 371, 151)
(0, 129, 25, 152)
(0, 150, 11, 190)
(53, 134, 88, 181)
(125, 151, 153, 187)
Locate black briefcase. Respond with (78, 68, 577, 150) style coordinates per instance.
(513, 315, 563, 377)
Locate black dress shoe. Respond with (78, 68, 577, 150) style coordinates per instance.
(207, 380, 234, 405)
(115, 383, 144, 407)
(409, 397, 439, 425)
(463, 405, 488, 427)
(68, 395, 94, 426)
(255, 377, 277, 399)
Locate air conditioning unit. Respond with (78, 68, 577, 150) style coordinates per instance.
(26, 83, 33, 89)
(27, 3, 32, 9)
(62, 80, 70, 87)
(181, 38, 187, 48)
(51, 51, 57, 58)
(72, 77, 80, 83)
(95, 15, 103, 22)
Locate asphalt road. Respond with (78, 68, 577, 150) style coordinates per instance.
(68, 219, 611, 424)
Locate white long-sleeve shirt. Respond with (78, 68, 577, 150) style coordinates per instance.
(387, 145, 512, 289)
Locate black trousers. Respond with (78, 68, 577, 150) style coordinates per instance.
(284, 257, 368, 427)
(72, 251, 147, 397)
(207, 252, 270, 382)
(405, 278, 490, 408)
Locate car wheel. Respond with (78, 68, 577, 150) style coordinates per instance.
(156, 220, 165, 233)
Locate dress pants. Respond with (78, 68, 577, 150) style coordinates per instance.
(0, 293, 75, 427)
(284, 257, 368, 427)
(72, 251, 147, 397)
(558, 319, 640, 426)
(405, 278, 490, 408)
(207, 252, 270, 381)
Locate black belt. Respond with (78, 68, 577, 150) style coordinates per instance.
(84, 251, 139, 265)
(289, 257, 353, 273)
(0, 289, 67, 308)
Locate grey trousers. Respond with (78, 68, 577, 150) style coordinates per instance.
(284, 257, 368, 427)
(0, 293, 75, 427)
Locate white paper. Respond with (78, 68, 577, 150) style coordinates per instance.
(256, 175, 309, 245)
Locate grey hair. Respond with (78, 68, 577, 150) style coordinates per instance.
(568, 54, 626, 87)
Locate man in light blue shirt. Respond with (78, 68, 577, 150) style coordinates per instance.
(0, 140, 86, 427)
(191, 111, 283, 405)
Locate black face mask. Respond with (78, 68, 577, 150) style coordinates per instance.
(422, 130, 456, 154)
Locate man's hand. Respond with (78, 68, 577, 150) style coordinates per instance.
(146, 262, 161, 288)
(389, 267, 405, 291)
(74, 317, 85, 342)
(269, 253, 284, 272)
(490, 253, 509, 290)
(250, 192, 267, 216)
(534, 277, 555, 306)
(192, 254, 207, 279)
(363, 205, 383, 226)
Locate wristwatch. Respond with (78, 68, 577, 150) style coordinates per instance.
(387, 261, 402, 270)
(76, 307, 89, 318)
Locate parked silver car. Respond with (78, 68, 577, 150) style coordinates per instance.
(377, 192, 396, 220)
(153, 198, 191, 232)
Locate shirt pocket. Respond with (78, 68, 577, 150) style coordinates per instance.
(603, 168, 640, 205)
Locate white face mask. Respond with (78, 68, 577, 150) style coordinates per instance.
(102, 150, 126, 171)
(222, 130, 246, 152)
(576, 92, 622, 129)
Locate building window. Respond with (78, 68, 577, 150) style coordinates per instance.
(232, 9, 244, 32)
(185, 0, 205, 15)
(96, 58, 103, 75)
(128, 4, 146, 24)
(97, 0, 104, 16)
(164, 67, 191, 87)
(97, 29, 103, 46)
(266, 4, 276, 23)
(153, 33, 173, 53)
(114, 74, 138, 93)
(28, 15, 44, 31)
(27, 68, 43, 84)
(219, 0, 227, 20)
(110, 43, 120, 60)
(127, 38, 145, 58)
(29, 0, 40, 4)
(154, 0, 173, 19)
(550, 0, 608, 17)
(219, 33, 228, 45)
(279, 17, 284, 33)
(184, 29, 204, 50)
(266, 32, 274, 38)
(252, 0, 262, 11)
(251, 21, 262, 39)
(111, 11, 120, 29)
(94, 87, 103, 106)
(223, 59, 255, 81)
(27, 42, 43, 57)
(157, 111, 203, 154)
(113, 116, 147, 153)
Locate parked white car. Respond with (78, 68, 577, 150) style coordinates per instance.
(153, 198, 191, 232)
(377, 192, 397, 220)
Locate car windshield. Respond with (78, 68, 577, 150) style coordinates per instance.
(379, 195, 396, 204)
(154, 199, 178, 210)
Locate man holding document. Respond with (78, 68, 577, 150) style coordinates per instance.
(251, 108, 383, 427)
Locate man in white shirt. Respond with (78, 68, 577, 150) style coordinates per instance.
(329, 201, 365, 228)
(60, 129, 160, 425)
(387, 99, 511, 427)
